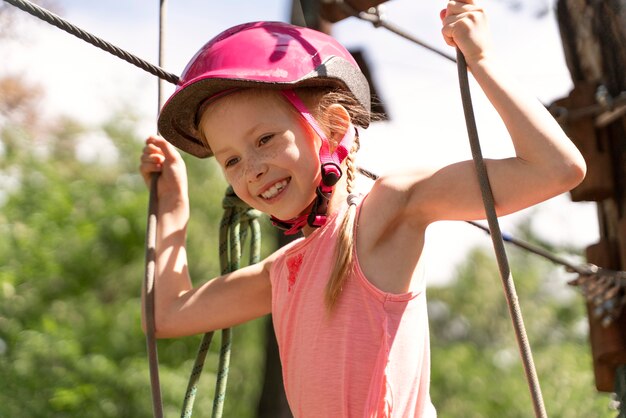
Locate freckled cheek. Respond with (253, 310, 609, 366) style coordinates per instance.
(262, 147, 282, 161)
(224, 171, 246, 195)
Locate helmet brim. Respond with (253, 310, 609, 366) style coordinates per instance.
(158, 56, 371, 158)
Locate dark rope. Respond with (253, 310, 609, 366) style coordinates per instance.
(142, 1, 169, 417)
(456, 50, 547, 418)
(466, 220, 588, 274)
(3, 0, 180, 85)
(469, 220, 626, 327)
(568, 266, 626, 327)
(330, 1, 456, 63)
(144, 172, 163, 418)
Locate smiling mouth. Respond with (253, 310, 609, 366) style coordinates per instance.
(260, 178, 290, 200)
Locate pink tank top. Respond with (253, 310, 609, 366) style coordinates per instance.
(270, 198, 437, 417)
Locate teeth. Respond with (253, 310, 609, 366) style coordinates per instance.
(261, 179, 289, 199)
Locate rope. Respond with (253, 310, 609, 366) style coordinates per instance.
(330, 1, 456, 63)
(3, 0, 180, 85)
(142, 1, 170, 417)
(467, 220, 589, 274)
(144, 170, 163, 418)
(179, 187, 262, 418)
(469, 221, 626, 327)
(456, 50, 547, 417)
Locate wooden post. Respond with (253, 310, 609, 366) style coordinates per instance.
(555, 0, 626, 394)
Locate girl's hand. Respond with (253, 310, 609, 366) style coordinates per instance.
(139, 135, 189, 211)
(440, 0, 493, 65)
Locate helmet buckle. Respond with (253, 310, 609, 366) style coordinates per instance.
(321, 162, 342, 187)
(307, 213, 327, 228)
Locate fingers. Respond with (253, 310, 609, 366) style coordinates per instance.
(140, 137, 164, 175)
(139, 135, 182, 185)
(146, 134, 181, 160)
(440, 0, 489, 62)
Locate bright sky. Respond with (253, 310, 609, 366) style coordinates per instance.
(2, 0, 599, 284)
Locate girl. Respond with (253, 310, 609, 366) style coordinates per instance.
(139, 2, 586, 416)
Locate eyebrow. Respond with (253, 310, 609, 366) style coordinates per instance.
(210, 143, 231, 158)
(209, 120, 270, 158)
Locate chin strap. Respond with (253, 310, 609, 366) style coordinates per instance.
(270, 90, 355, 235)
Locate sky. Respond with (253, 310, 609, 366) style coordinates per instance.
(1, 0, 600, 284)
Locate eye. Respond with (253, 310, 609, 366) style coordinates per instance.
(224, 156, 240, 168)
(258, 134, 274, 146)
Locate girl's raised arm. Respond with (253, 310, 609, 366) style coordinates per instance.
(139, 136, 272, 338)
(376, 0, 586, 225)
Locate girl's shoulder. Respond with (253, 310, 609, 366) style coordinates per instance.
(355, 174, 431, 294)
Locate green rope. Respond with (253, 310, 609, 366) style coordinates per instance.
(180, 186, 262, 418)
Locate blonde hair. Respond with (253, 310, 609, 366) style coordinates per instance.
(296, 88, 371, 310)
(325, 139, 360, 310)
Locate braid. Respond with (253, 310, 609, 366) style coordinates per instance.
(345, 141, 357, 194)
(325, 136, 360, 310)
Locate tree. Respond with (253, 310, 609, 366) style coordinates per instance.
(428, 222, 615, 417)
(0, 79, 274, 416)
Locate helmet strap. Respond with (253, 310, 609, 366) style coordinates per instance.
(271, 90, 355, 235)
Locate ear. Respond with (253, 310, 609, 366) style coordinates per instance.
(325, 104, 351, 149)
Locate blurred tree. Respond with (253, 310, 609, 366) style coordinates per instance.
(0, 74, 275, 417)
(428, 222, 616, 417)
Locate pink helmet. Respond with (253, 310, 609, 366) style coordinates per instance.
(157, 21, 371, 158)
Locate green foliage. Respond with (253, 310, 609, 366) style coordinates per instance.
(428, 230, 616, 417)
(0, 108, 275, 417)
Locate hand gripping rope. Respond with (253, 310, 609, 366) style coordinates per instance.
(1, 0, 247, 416)
(150, 5, 264, 418)
(329, 3, 549, 416)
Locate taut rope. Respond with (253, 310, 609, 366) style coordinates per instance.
(3, 0, 179, 85)
(455, 50, 547, 418)
(143, 1, 170, 417)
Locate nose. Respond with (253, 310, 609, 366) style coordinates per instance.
(245, 158, 268, 183)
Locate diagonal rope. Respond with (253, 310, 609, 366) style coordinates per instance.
(3, 0, 180, 85)
(466, 220, 588, 274)
(330, 1, 456, 63)
(456, 50, 547, 418)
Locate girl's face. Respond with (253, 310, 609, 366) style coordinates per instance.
(200, 90, 322, 220)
